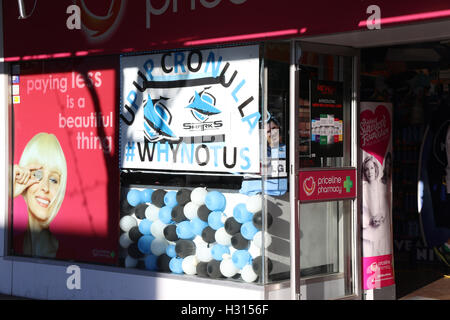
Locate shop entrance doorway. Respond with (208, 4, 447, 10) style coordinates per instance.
(360, 40, 450, 298)
(290, 42, 361, 299)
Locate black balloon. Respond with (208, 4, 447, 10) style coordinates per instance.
(129, 226, 143, 242)
(120, 198, 135, 216)
(127, 242, 144, 259)
(252, 256, 273, 277)
(151, 189, 167, 208)
(163, 224, 179, 242)
(224, 217, 242, 235)
(156, 254, 172, 272)
(134, 203, 148, 220)
(176, 189, 192, 205)
(252, 211, 273, 229)
(175, 240, 196, 258)
(196, 262, 209, 277)
(197, 205, 211, 222)
(206, 260, 224, 279)
(201, 226, 216, 243)
(231, 233, 249, 250)
(171, 204, 187, 223)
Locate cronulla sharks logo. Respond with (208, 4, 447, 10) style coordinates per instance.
(186, 88, 221, 122)
(143, 95, 179, 142)
(183, 88, 223, 132)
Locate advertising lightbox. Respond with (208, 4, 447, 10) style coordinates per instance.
(11, 57, 119, 264)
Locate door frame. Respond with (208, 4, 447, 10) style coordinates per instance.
(289, 41, 362, 300)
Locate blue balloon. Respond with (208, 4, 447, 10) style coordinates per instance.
(166, 244, 177, 258)
(159, 206, 173, 224)
(233, 203, 253, 223)
(208, 211, 225, 230)
(211, 244, 230, 261)
(205, 191, 226, 211)
(190, 217, 208, 236)
(141, 189, 154, 203)
(176, 220, 195, 239)
(138, 219, 153, 235)
(241, 221, 258, 240)
(138, 235, 154, 254)
(164, 191, 178, 208)
(144, 254, 158, 271)
(232, 250, 252, 269)
(127, 189, 141, 207)
(169, 257, 184, 274)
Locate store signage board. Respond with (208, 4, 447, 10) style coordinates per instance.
(119, 45, 261, 174)
(4, 1, 450, 59)
(298, 168, 357, 203)
(11, 57, 119, 264)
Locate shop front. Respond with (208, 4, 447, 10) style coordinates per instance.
(1, 0, 449, 300)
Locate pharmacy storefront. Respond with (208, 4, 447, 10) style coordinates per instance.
(1, 0, 449, 300)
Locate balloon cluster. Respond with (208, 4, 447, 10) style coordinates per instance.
(119, 187, 274, 283)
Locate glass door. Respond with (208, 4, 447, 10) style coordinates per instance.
(290, 41, 361, 299)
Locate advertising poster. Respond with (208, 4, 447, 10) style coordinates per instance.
(12, 57, 119, 264)
(120, 45, 261, 174)
(310, 80, 344, 158)
(360, 102, 395, 290)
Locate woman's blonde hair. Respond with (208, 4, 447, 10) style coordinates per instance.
(18, 132, 67, 226)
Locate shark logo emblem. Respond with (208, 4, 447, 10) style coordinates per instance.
(143, 95, 179, 142)
(186, 89, 221, 123)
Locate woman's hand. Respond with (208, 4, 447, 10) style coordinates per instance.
(370, 214, 385, 227)
(13, 164, 42, 197)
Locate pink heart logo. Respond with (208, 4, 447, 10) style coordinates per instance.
(360, 105, 391, 165)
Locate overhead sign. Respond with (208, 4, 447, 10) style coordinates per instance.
(299, 168, 357, 202)
(4, 1, 450, 59)
(119, 45, 261, 174)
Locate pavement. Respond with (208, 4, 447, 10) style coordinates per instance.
(400, 275, 450, 300)
(1, 278, 449, 300)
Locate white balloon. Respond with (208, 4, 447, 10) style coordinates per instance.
(124, 255, 138, 268)
(150, 220, 167, 239)
(220, 258, 239, 278)
(196, 246, 213, 262)
(215, 227, 232, 246)
(248, 241, 262, 258)
(119, 215, 137, 232)
(183, 201, 200, 220)
(193, 235, 208, 248)
(241, 265, 258, 283)
(145, 204, 160, 221)
(246, 194, 263, 213)
(119, 232, 133, 248)
(252, 231, 273, 249)
(191, 187, 208, 205)
(182, 255, 199, 275)
(151, 239, 168, 256)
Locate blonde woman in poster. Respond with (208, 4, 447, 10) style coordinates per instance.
(13, 132, 67, 258)
(362, 154, 392, 257)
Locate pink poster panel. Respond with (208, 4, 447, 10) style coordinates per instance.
(11, 56, 119, 264)
(360, 102, 394, 289)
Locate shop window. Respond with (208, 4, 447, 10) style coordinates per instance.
(118, 43, 291, 284)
